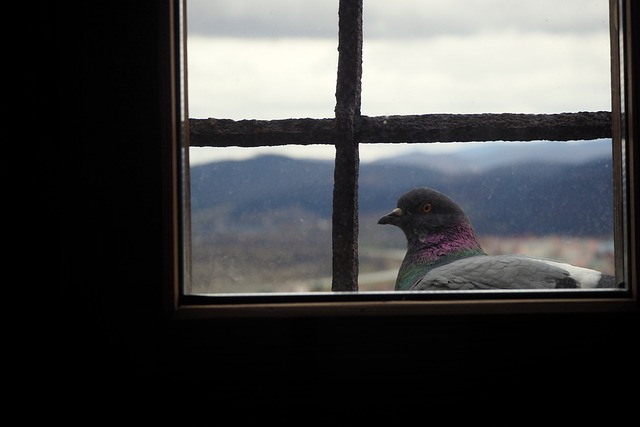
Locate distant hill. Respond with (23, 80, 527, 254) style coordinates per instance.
(190, 140, 614, 237)
(374, 139, 611, 174)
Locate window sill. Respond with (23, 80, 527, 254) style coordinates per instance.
(172, 290, 637, 318)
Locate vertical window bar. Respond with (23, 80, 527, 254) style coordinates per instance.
(610, 0, 628, 286)
(332, 0, 363, 291)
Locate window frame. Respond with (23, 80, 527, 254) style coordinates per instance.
(164, 0, 639, 317)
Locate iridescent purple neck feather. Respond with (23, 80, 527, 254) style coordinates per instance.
(396, 221, 485, 290)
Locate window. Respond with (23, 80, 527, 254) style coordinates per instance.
(172, 0, 638, 312)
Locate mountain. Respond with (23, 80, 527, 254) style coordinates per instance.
(190, 154, 334, 217)
(372, 139, 612, 174)
(190, 141, 614, 237)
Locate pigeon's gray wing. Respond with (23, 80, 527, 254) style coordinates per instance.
(411, 255, 578, 290)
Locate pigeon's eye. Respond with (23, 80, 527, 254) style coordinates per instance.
(421, 203, 432, 213)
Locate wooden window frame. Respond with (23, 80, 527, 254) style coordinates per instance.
(163, 0, 639, 317)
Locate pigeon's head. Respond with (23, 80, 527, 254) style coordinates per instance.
(378, 188, 471, 241)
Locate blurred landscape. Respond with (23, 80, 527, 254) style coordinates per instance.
(188, 140, 615, 294)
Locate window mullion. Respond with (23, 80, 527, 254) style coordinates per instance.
(332, 0, 363, 292)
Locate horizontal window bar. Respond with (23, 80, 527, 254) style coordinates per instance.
(189, 117, 334, 147)
(189, 111, 611, 147)
(358, 111, 612, 143)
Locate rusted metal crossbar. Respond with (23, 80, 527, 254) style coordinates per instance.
(358, 112, 612, 143)
(189, 112, 612, 147)
(332, 0, 363, 291)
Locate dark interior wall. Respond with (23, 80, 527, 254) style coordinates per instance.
(52, 1, 168, 397)
(51, 2, 638, 411)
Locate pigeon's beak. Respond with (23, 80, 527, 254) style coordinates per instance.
(378, 207, 403, 225)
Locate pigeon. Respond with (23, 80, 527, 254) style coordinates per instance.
(378, 188, 617, 291)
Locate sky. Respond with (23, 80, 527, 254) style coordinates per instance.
(185, 0, 612, 165)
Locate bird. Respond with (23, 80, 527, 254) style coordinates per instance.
(378, 187, 617, 291)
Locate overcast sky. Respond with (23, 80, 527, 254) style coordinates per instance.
(186, 0, 611, 164)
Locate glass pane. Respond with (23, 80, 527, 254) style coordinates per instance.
(359, 140, 616, 291)
(362, 0, 610, 115)
(183, 0, 624, 294)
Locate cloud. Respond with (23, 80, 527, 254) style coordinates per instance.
(361, 31, 611, 115)
(187, 0, 609, 39)
(187, 0, 337, 38)
(187, 37, 338, 119)
(364, 0, 609, 38)
(187, 31, 610, 119)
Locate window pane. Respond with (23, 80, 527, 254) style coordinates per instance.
(359, 140, 615, 291)
(362, 0, 610, 115)
(183, 0, 624, 295)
